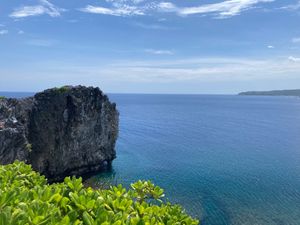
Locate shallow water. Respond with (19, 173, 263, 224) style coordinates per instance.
(3, 93, 300, 225)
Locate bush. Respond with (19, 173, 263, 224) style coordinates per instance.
(0, 161, 199, 225)
(25, 143, 32, 152)
(53, 86, 70, 94)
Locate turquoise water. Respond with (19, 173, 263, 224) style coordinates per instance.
(2, 93, 300, 224)
(89, 94, 300, 225)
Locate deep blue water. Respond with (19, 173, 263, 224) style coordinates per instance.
(2, 93, 300, 225)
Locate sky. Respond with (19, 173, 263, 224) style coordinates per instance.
(0, 0, 300, 94)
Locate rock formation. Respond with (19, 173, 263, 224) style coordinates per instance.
(0, 86, 119, 181)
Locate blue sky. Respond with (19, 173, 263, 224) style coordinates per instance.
(0, 0, 300, 94)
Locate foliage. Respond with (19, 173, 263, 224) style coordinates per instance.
(53, 86, 70, 94)
(0, 161, 199, 225)
(0, 96, 5, 100)
(25, 143, 32, 152)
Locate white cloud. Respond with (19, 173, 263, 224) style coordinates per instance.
(7, 57, 300, 91)
(267, 45, 274, 49)
(10, 0, 64, 18)
(80, 4, 144, 16)
(52, 57, 300, 83)
(172, 0, 275, 18)
(80, 0, 274, 18)
(0, 30, 8, 35)
(79, 0, 153, 16)
(281, 1, 300, 10)
(145, 49, 174, 55)
(158, 2, 177, 12)
(288, 56, 300, 62)
(292, 37, 300, 43)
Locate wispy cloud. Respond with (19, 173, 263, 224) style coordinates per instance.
(4, 57, 300, 92)
(80, 5, 144, 16)
(48, 57, 300, 83)
(267, 45, 274, 49)
(281, 1, 300, 10)
(81, 0, 274, 18)
(145, 49, 174, 55)
(80, 0, 154, 17)
(288, 56, 300, 62)
(292, 37, 300, 43)
(0, 30, 8, 35)
(159, 0, 274, 18)
(132, 22, 171, 30)
(10, 0, 64, 18)
(158, 2, 177, 12)
(79, 0, 149, 17)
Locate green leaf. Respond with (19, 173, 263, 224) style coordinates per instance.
(82, 211, 94, 225)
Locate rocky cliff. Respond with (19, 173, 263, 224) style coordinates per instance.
(0, 86, 119, 181)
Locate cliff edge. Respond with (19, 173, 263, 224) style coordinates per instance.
(0, 86, 119, 181)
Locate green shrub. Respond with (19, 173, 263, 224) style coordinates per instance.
(0, 161, 199, 225)
(0, 96, 5, 100)
(25, 143, 32, 152)
(53, 86, 70, 94)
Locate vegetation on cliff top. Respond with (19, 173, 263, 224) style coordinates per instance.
(0, 161, 199, 225)
(53, 86, 71, 94)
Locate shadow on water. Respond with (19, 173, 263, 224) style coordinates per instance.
(84, 166, 118, 190)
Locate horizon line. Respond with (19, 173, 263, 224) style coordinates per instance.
(0, 91, 239, 96)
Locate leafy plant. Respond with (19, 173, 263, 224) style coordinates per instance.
(53, 86, 70, 94)
(0, 161, 199, 225)
(25, 143, 32, 152)
(0, 96, 5, 100)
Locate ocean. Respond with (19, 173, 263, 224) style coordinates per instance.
(2, 93, 300, 225)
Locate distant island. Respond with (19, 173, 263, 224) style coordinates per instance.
(239, 89, 300, 96)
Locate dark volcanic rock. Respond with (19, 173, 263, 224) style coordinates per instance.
(0, 86, 119, 181)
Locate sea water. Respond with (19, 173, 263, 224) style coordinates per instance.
(3, 93, 300, 225)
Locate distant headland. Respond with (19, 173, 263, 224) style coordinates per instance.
(238, 89, 300, 97)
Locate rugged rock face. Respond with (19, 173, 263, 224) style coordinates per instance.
(0, 86, 119, 181)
